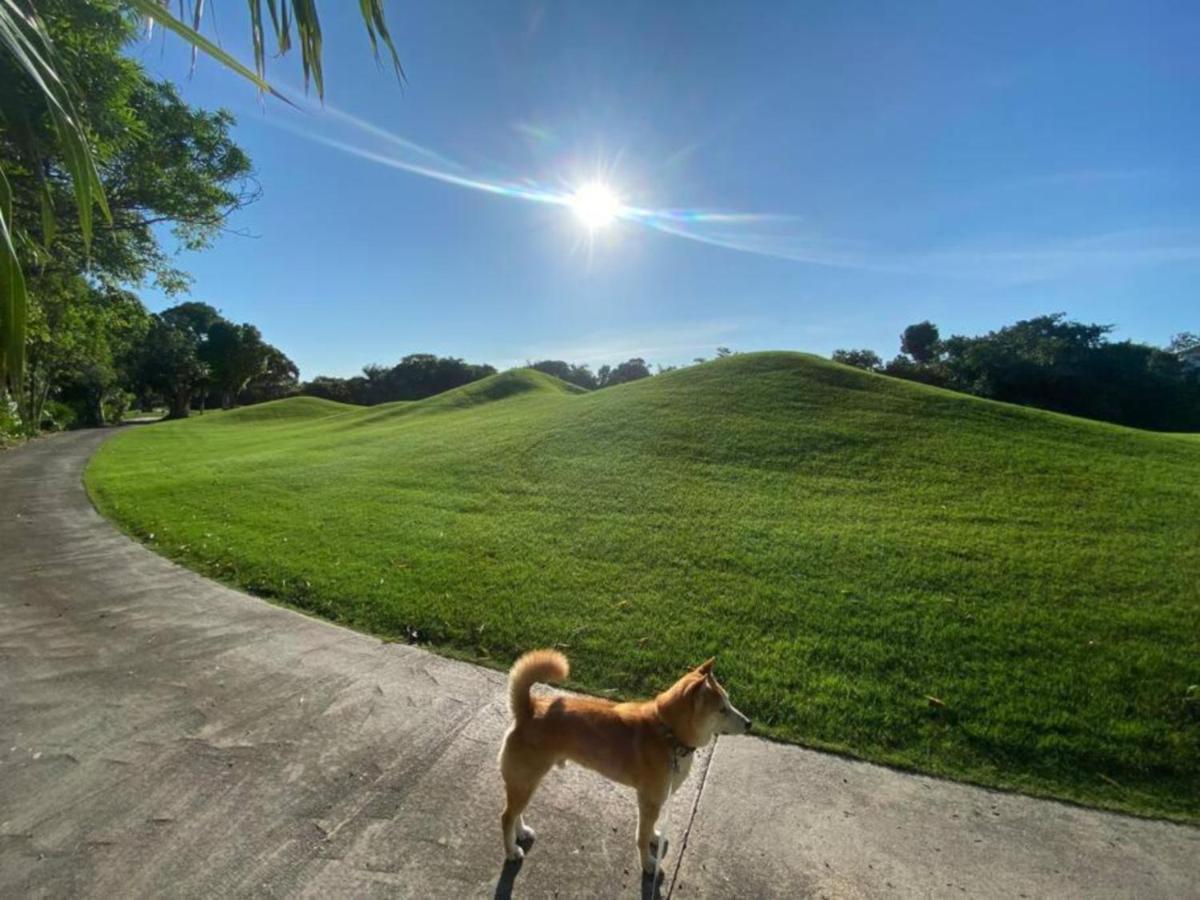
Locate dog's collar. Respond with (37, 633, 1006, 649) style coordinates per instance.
(655, 710, 697, 761)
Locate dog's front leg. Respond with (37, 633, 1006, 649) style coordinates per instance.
(636, 790, 665, 875)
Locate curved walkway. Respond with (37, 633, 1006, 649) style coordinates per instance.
(1, 429, 1196, 899)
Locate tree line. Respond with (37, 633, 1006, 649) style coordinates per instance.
(10, 291, 297, 433)
(297, 355, 666, 405)
(833, 316, 1200, 431)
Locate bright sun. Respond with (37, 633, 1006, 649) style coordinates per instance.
(570, 182, 621, 229)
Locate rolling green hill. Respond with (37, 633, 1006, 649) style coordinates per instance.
(86, 353, 1200, 820)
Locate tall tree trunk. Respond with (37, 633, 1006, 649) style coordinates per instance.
(85, 390, 105, 428)
(168, 390, 191, 419)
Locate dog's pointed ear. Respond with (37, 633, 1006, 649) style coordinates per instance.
(697, 657, 716, 675)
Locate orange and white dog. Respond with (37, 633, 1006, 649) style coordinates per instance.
(498, 649, 751, 874)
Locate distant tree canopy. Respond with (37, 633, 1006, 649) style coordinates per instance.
(300, 355, 497, 406)
(900, 321, 941, 364)
(301, 353, 675, 406)
(530, 357, 656, 390)
(831, 348, 883, 372)
(598, 358, 653, 388)
(137, 302, 295, 419)
(833, 314, 1200, 431)
(528, 360, 599, 390)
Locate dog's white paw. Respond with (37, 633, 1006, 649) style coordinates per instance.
(518, 823, 536, 842)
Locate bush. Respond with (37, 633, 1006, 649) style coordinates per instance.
(41, 400, 77, 432)
(0, 392, 23, 443)
(104, 391, 133, 425)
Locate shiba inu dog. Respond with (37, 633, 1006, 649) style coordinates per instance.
(498, 649, 751, 874)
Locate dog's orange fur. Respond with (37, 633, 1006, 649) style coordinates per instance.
(498, 649, 750, 874)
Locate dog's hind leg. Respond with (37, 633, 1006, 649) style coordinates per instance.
(499, 742, 551, 861)
(501, 779, 535, 861)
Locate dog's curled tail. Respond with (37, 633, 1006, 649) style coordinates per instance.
(508, 649, 569, 723)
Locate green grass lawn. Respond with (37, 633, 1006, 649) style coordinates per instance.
(86, 353, 1200, 821)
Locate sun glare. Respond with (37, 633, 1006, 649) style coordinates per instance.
(570, 182, 621, 229)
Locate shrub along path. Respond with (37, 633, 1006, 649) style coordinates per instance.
(1, 429, 1196, 898)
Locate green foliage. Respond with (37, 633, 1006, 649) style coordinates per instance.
(88, 353, 1200, 821)
(1, 0, 402, 391)
(900, 321, 941, 364)
(201, 320, 268, 408)
(136, 302, 289, 417)
(2, 4, 257, 294)
(136, 316, 208, 419)
(853, 314, 1200, 431)
(0, 0, 110, 388)
(238, 344, 299, 405)
(19, 274, 150, 431)
(529, 359, 599, 390)
(301, 354, 498, 405)
(831, 348, 883, 371)
(2, 0, 253, 416)
(132, 0, 402, 101)
(0, 387, 22, 442)
(597, 357, 652, 388)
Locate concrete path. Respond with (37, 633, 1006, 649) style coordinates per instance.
(1, 429, 1196, 899)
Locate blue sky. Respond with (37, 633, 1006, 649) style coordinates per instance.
(134, 1, 1199, 378)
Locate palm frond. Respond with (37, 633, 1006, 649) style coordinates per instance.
(132, 1, 405, 101)
(0, 167, 28, 390)
(125, 0, 283, 100)
(0, 0, 111, 388)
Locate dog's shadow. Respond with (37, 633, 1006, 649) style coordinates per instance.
(493, 834, 669, 900)
(640, 836, 669, 900)
(492, 834, 533, 900)
(640, 867, 665, 900)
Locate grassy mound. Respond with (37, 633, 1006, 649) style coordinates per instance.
(87, 353, 1200, 821)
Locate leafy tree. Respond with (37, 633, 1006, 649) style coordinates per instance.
(529, 359, 599, 390)
(137, 315, 208, 419)
(299, 375, 354, 405)
(56, 288, 149, 426)
(2, 0, 402, 390)
(598, 358, 652, 388)
(19, 275, 150, 430)
(203, 321, 269, 409)
(900, 321, 941, 364)
(1169, 332, 1200, 370)
(161, 302, 224, 339)
(879, 313, 1199, 430)
(831, 348, 883, 371)
(301, 355, 497, 405)
(239, 345, 299, 405)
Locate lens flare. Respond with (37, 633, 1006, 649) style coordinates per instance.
(261, 99, 859, 266)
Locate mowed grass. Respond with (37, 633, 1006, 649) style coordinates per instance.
(86, 353, 1200, 821)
